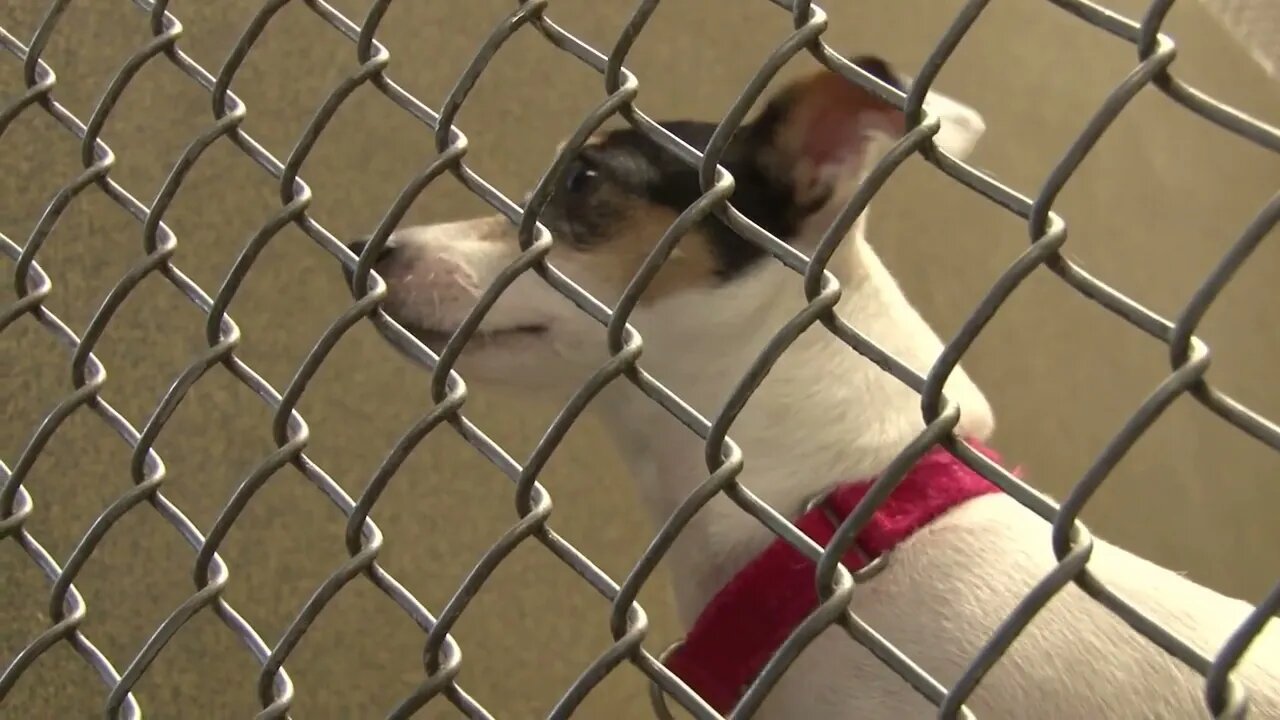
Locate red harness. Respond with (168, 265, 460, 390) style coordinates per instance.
(664, 441, 1007, 713)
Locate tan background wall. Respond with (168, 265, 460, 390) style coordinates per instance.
(2, 1, 1277, 718)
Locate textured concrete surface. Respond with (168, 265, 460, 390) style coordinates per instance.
(2, 1, 1277, 718)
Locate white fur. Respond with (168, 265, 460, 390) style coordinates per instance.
(913, 75, 986, 161)
(370, 87, 1280, 718)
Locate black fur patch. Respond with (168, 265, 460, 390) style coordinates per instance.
(641, 121, 802, 279)
(849, 54, 903, 91)
(537, 54, 901, 281)
(560, 121, 801, 280)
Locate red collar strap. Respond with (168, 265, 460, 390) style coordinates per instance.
(664, 440, 1009, 713)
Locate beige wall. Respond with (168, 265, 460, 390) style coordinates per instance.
(2, 1, 1277, 717)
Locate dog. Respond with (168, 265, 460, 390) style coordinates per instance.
(346, 55, 1280, 719)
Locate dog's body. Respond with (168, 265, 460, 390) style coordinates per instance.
(350, 56, 1280, 718)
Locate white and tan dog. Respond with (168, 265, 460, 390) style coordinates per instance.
(347, 56, 1280, 719)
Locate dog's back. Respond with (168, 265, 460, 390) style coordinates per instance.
(758, 492, 1280, 719)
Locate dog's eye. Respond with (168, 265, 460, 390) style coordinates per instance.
(562, 161, 599, 195)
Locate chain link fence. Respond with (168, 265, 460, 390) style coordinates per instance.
(1, 0, 1278, 718)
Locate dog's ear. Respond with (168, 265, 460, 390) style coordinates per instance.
(747, 55, 904, 209)
(913, 76, 986, 162)
(747, 55, 986, 208)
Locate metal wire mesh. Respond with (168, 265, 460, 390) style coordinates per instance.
(1, 0, 1277, 718)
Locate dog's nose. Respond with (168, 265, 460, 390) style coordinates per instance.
(343, 237, 396, 287)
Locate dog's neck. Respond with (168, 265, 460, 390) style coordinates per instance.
(594, 222, 995, 627)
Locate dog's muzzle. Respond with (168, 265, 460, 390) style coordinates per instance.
(342, 237, 396, 287)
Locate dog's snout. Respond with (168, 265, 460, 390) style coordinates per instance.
(342, 237, 396, 286)
(346, 237, 397, 263)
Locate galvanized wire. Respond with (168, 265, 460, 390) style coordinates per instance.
(1, 0, 1277, 719)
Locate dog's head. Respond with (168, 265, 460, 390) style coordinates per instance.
(348, 56, 985, 391)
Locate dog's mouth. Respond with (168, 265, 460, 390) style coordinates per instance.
(410, 324, 548, 349)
